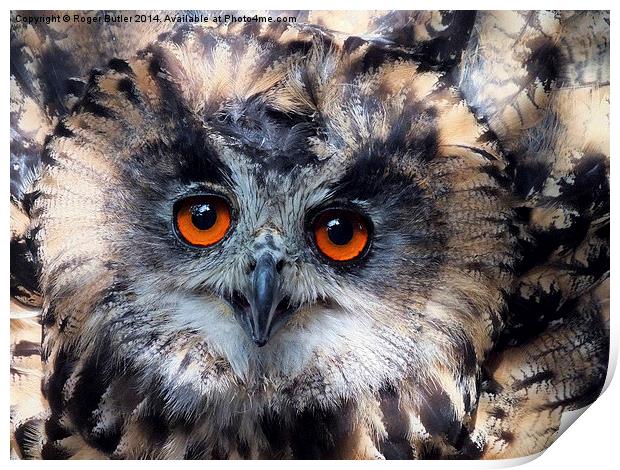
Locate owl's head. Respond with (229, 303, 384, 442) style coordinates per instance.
(37, 25, 515, 409)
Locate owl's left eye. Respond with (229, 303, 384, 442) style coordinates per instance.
(174, 195, 232, 247)
(311, 209, 371, 262)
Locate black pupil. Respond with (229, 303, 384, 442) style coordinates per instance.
(326, 217, 354, 245)
(190, 203, 217, 230)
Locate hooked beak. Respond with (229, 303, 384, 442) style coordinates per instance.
(230, 253, 296, 347)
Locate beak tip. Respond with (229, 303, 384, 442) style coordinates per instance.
(253, 337, 269, 347)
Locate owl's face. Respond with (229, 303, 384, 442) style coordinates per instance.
(107, 121, 444, 379)
(37, 26, 515, 410)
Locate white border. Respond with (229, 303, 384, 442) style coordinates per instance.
(4, 2, 617, 467)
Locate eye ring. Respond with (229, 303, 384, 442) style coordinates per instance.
(174, 195, 232, 247)
(311, 208, 371, 262)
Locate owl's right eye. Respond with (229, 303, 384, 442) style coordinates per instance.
(174, 195, 232, 247)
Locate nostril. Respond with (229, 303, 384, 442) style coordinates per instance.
(276, 259, 284, 272)
(246, 260, 257, 274)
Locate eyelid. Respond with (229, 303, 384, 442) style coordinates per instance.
(174, 184, 234, 202)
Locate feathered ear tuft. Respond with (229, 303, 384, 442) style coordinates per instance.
(305, 11, 476, 71)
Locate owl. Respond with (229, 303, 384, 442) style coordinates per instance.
(10, 10, 609, 459)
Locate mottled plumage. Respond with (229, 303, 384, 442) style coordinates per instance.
(10, 10, 609, 460)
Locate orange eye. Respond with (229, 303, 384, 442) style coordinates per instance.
(312, 209, 370, 262)
(175, 195, 232, 247)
